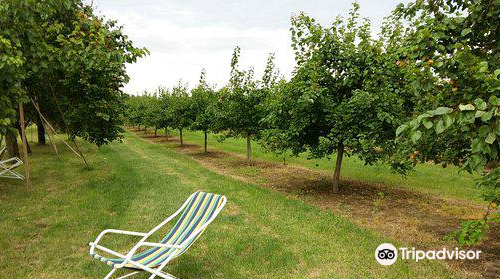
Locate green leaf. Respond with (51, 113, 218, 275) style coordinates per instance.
(459, 104, 475, 111)
(474, 98, 487, 110)
(479, 125, 491, 137)
(443, 114, 454, 128)
(481, 111, 493, 122)
(411, 130, 422, 143)
(435, 119, 445, 134)
(479, 61, 489, 73)
(417, 113, 431, 122)
(471, 138, 482, 153)
(461, 28, 471, 36)
(422, 118, 433, 129)
(494, 69, 500, 78)
(489, 96, 500, 106)
(479, 61, 489, 68)
(408, 119, 419, 129)
(434, 107, 453, 115)
(485, 132, 496, 144)
(396, 124, 408, 137)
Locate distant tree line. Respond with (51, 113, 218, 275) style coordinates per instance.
(125, 46, 276, 163)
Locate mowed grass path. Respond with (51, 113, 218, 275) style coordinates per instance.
(0, 132, 472, 278)
(170, 129, 481, 203)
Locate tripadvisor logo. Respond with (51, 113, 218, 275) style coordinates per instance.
(375, 243, 481, 266)
(375, 243, 398, 266)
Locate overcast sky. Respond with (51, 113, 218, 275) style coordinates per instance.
(88, 0, 410, 95)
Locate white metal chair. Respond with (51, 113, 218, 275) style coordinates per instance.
(89, 191, 227, 279)
(0, 149, 25, 180)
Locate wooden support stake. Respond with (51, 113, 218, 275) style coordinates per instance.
(46, 123, 59, 158)
(18, 103, 31, 191)
(71, 139, 90, 170)
(46, 83, 91, 170)
(32, 100, 59, 158)
(31, 99, 78, 160)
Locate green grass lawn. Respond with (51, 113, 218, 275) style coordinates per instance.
(0, 131, 474, 278)
(168, 129, 481, 203)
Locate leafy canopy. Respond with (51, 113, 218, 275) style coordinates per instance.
(0, 0, 148, 146)
(190, 69, 218, 133)
(217, 47, 271, 139)
(265, 3, 414, 167)
(394, 0, 500, 244)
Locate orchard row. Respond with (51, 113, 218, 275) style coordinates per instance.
(125, 2, 500, 244)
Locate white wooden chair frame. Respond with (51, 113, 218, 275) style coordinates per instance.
(89, 192, 227, 279)
(0, 149, 25, 180)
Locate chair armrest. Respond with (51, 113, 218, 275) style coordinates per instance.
(89, 243, 128, 259)
(1, 157, 23, 166)
(89, 229, 148, 254)
(99, 229, 148, 237)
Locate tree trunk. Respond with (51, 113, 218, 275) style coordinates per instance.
(19, 103, 30, 190)
(204, 130, 208, 153)
(179, 129, 183, 146)
(154, 126, 158, 137)
(5, 130, 19, 157)
(138, 124, 141, 131)
(246, 133, 252, 165)
(165, 127, 169, 140)
(37, 117, 46, 145)
(46, 126, 59, 158)
(25, 138, 32, 154)
(332, 142, 344, 193)
(144, 126, 147, 134)
(16, 125, 31, 154)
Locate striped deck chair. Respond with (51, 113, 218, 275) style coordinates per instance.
(0, 149, 24, 180)
(89, 191, 227, 279)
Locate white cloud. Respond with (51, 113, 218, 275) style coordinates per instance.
(89, 0, 409, 94)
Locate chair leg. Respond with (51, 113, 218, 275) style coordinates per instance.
(148, 261, 178, 279)
(103, 268, 118, 279)
(0, 168, 24, 180)
(161, 272, 179, 279)
(116, 271, 142, 279)
(148, 271, 178, 279)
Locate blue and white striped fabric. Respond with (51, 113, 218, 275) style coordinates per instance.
(91, 191, 226, 268)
